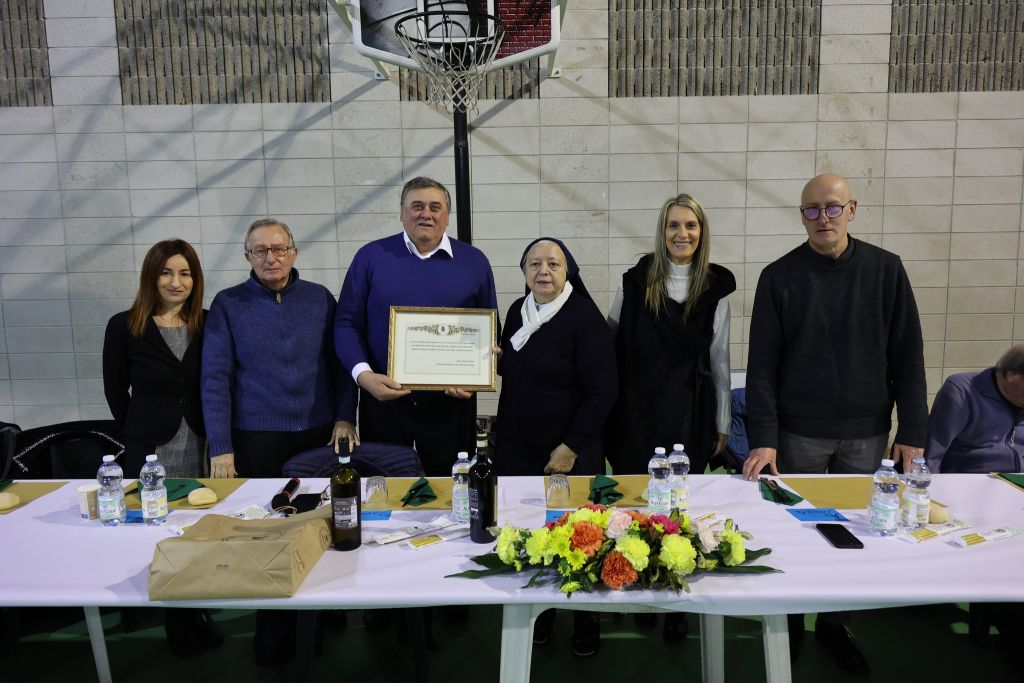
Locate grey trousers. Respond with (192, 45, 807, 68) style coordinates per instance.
(778, 429, 889, 626)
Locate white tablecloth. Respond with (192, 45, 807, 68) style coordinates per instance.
(2, 474, 1023, 613)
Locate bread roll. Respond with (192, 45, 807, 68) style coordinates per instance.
(187, 487, 218, 506)
(0, 492, 20, 511)
(928, 501, 950, 524)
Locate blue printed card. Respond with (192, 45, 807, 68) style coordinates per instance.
(545, 510, 569, 525)
(362, 510, 392, 521)
(787, 508, 848, 522)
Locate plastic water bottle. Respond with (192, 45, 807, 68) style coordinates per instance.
(868, 458, 900, 536)
(97, 455, 126, 527)
(668, 443, 690, 512)
(451, 451, 471, 523)
(140, 454, 168, 526)
(901, 456, 932, 530)
(647, 447, 671, 515)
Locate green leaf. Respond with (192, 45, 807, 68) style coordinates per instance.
(713, 564, 782, 574)
(446, 567, 515, 579)
(742, 547, 773, 563)
(468, 552, 508, 570)
(523, 569, 550, 589)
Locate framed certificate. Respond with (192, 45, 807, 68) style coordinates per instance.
(387, 306, 498, 391)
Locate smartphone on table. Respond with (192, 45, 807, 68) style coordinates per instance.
(815, 523, 864, 549)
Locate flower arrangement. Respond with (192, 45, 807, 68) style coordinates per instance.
(448, 506, 778, 596)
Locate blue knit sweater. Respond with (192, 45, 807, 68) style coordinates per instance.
(334, 233, 498, 374)
(202, 270, 357, 456)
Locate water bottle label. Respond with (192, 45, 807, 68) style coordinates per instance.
(671, 487, 689, 511)
(901, 499, 929, 528)
(869, 503, 897, 531)
(98, 494, 125, 521)
(332, 496, 358, 529)
(648, 489, 671, 514)
(141, 489, 168, 519)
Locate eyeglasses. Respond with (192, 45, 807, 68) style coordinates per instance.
(247, 245, 294, 259)
(800, 201, 853, 221)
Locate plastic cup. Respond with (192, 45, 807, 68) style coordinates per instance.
(77, 484, 99, 519)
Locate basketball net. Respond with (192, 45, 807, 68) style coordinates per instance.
(396, 11, 505, 114)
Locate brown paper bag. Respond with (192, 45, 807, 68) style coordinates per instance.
(148, 507, 332, 600)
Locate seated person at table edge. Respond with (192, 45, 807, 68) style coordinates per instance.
(925, 343, 1024, 473)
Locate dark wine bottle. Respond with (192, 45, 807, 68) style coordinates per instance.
(330, 453, 361, 551)
(468, 434, 496, 543)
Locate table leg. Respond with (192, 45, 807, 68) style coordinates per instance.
(499, 605, 536, 683)
(761, 614, 792, 683)
(83, 606, 113, 683)
(699, 613, 724, 683)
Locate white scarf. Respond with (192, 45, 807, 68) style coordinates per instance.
(510, 281, 574, 351)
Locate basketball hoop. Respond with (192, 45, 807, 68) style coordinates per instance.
(395, 10, 505, 114)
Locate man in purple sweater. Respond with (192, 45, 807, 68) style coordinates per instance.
(926, 343, 1024, 473)
(334, 177, 498, 476)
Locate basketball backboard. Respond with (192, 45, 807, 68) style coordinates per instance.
(329, 0, 563, 79)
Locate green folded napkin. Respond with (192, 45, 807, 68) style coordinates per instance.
(125, 478, 204, 501)
(589, 474, 623, 505)
(759, 477, 804, 506)
(996, 472, 1024, 491)
(0, 479, 12, 493)
(401, 477, 437, 507)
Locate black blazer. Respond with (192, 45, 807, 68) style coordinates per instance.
(102, 311, 206, 468)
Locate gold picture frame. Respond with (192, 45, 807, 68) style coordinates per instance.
(387, 306, 498, 391)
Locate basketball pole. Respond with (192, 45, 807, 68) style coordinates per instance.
(453, 86, 472, 245)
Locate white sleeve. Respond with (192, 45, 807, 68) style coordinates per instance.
(710, 297, 732, 435)
(607, 279, 624, 338)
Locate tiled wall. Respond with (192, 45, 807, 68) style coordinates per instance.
(1, 0, 1022, 427)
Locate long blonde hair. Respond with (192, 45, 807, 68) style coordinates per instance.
(644, 194, 713, 321)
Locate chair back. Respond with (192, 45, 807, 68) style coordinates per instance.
(6, 421, 124, 479)
(282, 442, 423, 478)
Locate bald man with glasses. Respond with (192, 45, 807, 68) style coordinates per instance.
(741, 173, 927, 675)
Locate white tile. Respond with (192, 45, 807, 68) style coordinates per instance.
(127, 161, 196, 190)
(8, 353, 77, 379)
(821, 5, 891, 35)
(194, 132, 262, 160)
(471, 156, 540, 184)
(746, 152, 816, 180)
(748, 123, 817, 152)
(61, 189, 131, 217)
(67, 244, 134, 273)
(818, 64, 888, 93)
(884, 149, 955, 178)
(957, 92, 1024, 120)
(819, 35, 890, 65)
(3, 300, 69, 326)
(543, 182, 609, 211)
(471, 212, 540, 240)
(880, 233, 950, 260)
(541, 155, 609, 184)
(955, 149, 1024, 177)
(1, 273, 69, 300)
(608, 98, 678, 125)
(950, 232, 1019, 260)
(818, 93, 887, 121)
(5, 327, 74, 353)
(678, 124, 747, 153)
(48, 47, 119, 77)
(815, 149, 885, 179)
(951, 205, 1021, 233)
(125, 133, 192, 162)
(0, 163, 58, 191)
(131, 216, 201, 244)
(746, 180, 807, 208)
(608, 154, 676, 182)
(607, 181, 673, 211)
(198, 188, 268, 216)
(12, 379, 80, 405)
(41, 0, 113, 18)
(123, 105, 193, 133)
(882, 205, 952, 234)
(472, 127, 541, 156)
(2, 135, 57, 163)
(816, 122, 886, 150)
(267, 187, 337, 215)
(335, 185, 401, 214)
(678, 152, 746, 181)
(262, 103, 333, 130)
(473, 184, 540, 213)
(45, 18, 116, 47)
(681, 180, 747, 208)
(949, 260, 1018, 287)
(544, 210, 612, 238)
(130, 189, 199, 217)
(953, 177, 1023, 205)
(956, 120, 1024, 148)
(63, 217, 132, 244)
(70, 299, 131, 326)
(886, 120, 957, 149)
(540, 97, 608, 127)
(196, 159, 266, 189)
(265, 159, 335, 187)
(745, 208, 806, 236)
(263, 130, 334, 159)
(59, 161, 128, 190)
(193, 104, 263, 131)
(883, 177, 954, 206)
(50, 76, 121, 105)
(539, 126, 609, 155)
(0, 191, 61, 219)
(53, 105, 123, 133)
(888, 93, 957, 120)
(678, 96, 747, 124)
(748, 95, 817, 123)
(0, 108, 53, 135)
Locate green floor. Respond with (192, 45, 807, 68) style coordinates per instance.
(3, 603, 1017, 682)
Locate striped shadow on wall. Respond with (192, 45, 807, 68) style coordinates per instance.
(114, 0, 330, 105)
(610, 0, 821, 97)
(0, 0, 50, 107)
(890, 0, 1023, 93)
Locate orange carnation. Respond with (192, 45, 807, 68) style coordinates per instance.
(626, 510, 649, 526)
(570, 521, 604, 557)
(600, 550, 639, 590)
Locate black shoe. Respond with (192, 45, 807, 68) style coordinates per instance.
(571, 612, 600, 657)
(362, 609, 392, 630)
(533, 609, 555, 646)
(633, 612, 657, 630)
(788, 614, 805, 662)
(662, 613, 689, 642)
(192, 609, 223, 650)
(815, 621, 870, 675)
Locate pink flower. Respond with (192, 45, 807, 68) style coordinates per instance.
(606, 509, 633, 539)
(648, 514, 680, 536)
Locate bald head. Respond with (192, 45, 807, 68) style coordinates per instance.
(799, 173, 856, 258)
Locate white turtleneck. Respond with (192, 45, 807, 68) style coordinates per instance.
(607, 261, 732, 435)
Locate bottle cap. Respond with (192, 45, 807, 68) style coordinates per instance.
(654, 447, 666, 455)
(102, 454, 115, 462)
(881, 458, 894, 467)
(673, 443, 685, 451)
(145, 454, 158, 462)
(457, 451, 469, 460)
(338, 453, 351, 464)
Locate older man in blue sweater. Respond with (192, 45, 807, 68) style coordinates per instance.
(202, 218, 358, 479)
(335, 177, 498, 475)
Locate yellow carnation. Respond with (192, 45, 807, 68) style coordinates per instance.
(560, 581, 582, 595)
(719, 528, 746, 566)
(567, 508, 610, 527)
(659, 534, 697, 576)
(548, 523, 574, 558)
(525, 528, 553, 565)
(614, 534, 651, 572)
(496, 525, 521, 566)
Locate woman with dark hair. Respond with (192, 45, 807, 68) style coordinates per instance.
(103, 239, 207, 477)
(605, 194, 735, 641)
(495, 237, 617, 656)
(103, 239, 220, 655)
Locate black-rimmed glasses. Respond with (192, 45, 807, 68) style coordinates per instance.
(800, 200, 853, 221)
(247, 245, 294, 259)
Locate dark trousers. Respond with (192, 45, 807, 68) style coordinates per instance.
(779, 430, 888, 627)
(358, 390, 476, 476)
(232, 422, 334, 478)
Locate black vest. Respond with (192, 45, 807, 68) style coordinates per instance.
(607, 257, 735, 474)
